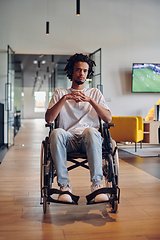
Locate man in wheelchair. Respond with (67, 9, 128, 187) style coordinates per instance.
(45, 53, 112, 204)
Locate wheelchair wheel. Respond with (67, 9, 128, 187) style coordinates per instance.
(40, 140, 46, 193)
(40, 139, 48, 213)
(111, 142, 119, 213)
(40, 141, 44, 192)
(103, 140, 120, 213)
(111, 139, 119, 185)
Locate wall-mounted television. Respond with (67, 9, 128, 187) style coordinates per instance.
(132, 63, 160, 93)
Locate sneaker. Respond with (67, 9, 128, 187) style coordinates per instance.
(58, 184, 72, 203)
(91, 182, 109, 202)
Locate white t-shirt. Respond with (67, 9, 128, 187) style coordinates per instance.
(48, 88, 110, 134)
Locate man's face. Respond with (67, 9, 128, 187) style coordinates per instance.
(72, 61, 89, 85)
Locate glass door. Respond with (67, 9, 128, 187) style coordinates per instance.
(89, 48, 102, 93)
(6, 45, 15, 147)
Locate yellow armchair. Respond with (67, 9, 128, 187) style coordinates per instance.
(109, 116, 144, 151)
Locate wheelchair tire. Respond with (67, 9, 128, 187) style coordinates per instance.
(40, 139, 48, 214)
(40, 140, 48, 190)
(112, 200, 118, 213)
(111, 139, 119, 185)
(43, 196, 47, 213)
(40, 141, 45, 193)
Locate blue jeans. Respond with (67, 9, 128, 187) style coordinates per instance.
(49, 127, 103, 188)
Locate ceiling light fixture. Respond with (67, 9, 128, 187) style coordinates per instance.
(41, 60, 46, 64)
(76, 0, 80, 16)
(38, 61, 40, 69)
(46, 21, 49, 35)
(52, 55, 54, 63)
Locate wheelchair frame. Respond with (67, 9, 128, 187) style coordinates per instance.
(40, 120, 120, 213)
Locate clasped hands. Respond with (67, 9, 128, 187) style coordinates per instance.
(67, 90, 90, 103)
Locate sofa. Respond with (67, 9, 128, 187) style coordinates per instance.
(109, 116, 144, 151)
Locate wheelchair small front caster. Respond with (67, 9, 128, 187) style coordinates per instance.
(111, 200, 118, 213)
(43, 196, 47, 213)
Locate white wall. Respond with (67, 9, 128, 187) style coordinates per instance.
(0, 0, 160, 121)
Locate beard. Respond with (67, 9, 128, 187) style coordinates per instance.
(74, 79, 85, 85)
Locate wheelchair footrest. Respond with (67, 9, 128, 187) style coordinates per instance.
(48, 188, 80, 205)
(86, 187, 118, 205)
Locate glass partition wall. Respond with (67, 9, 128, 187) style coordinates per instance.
(89, 48, 102, 92)
(48, 62, 71, 101)
(6, 45, 15, 147)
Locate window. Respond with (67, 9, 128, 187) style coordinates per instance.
(34, 91, 46, 112)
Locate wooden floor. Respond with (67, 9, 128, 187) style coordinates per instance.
(0, 119, 160, 240)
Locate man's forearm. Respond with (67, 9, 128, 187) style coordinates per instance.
(45, 95, 67, 123)
(89, 98, 112, 123)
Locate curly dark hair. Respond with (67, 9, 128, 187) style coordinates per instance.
(64, 53, 96, 80)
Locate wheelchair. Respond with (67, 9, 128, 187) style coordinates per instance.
(40, 119, 120, 213)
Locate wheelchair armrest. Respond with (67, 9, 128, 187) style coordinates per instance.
(45, 123, 54, 134)
(45, 123, 53, 128)
(103, 122, 115, 129)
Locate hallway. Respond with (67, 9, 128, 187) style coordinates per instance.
(0, 119, 160, 240)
